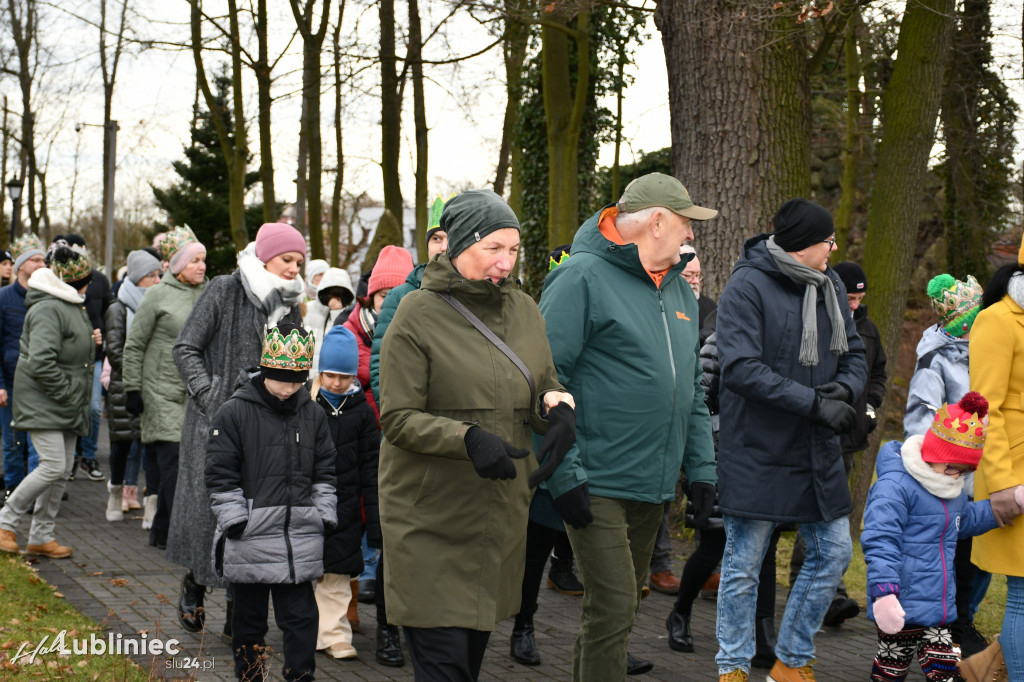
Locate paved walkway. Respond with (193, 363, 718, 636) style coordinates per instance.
(19, 436, 924, 681)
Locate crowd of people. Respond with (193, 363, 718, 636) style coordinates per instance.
(0, 173, 1022, 682)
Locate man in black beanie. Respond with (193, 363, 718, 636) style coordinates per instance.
(713, 199, 867, 681)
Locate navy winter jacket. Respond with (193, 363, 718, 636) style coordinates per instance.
(0, 282, 29, 391)
(862, 439, 997, 627)
(716, 234, 867, 523)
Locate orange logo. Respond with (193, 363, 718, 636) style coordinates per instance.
(676, 311, 690, 321)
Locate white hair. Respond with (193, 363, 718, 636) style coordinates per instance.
(614, 206, 660, 235)
(680, 244, 697, 257)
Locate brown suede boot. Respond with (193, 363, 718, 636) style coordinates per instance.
(25, 540, 72, 559)
(0, 529, 19, 554)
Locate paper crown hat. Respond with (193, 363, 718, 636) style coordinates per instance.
(921, 391, 988, 468)
(11, 233, 44, 261)
(260, 324, 314, 382)
(47, 242, 92, 287)
(926, 274, 982, 338)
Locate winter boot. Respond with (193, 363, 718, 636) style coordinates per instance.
(951, 617, 989, 658)
(177, 571, 206, 632)
(106, 483, 124, 522)
(666, 611, 693, 652)
(547, 554, 584, 595)
(375, 624, 405, 667)
(751, 616, 777, 668)
(0, 529, 19, 554)
(510, 611, 540, 665)
(141, 495, 157, 530)
(122, 485, 141, 512)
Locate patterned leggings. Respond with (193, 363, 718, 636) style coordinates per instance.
(871, 625, 965, 681)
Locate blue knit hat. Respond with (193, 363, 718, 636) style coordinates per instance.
(318, 326, 359, 375)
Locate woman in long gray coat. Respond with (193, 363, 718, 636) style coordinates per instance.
(171, 222, 306, 634)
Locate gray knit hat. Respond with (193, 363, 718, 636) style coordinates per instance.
(126, 249, 163, 285)
(440, 189, 520, 259)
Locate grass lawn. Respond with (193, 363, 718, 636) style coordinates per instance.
(0, 555, 148, 681)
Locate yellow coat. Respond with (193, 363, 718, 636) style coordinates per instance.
(969, 294, 1024, 577)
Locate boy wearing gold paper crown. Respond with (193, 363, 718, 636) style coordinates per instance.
(205, 323, 337, 682)
(862, 392, 1024, 681)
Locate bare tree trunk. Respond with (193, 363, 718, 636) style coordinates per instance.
(255, 0, 276, 222)
(8, 0, 39, 235)
(408, 0, 428, 261)
(329, 2, 345, 266)
(611, 38, 625, 203)
(655, 1, 811, 299)
(542, 10, 589, 248)
(1, 97, 8, 247)
(834, 15, 861, 260)
(494, 1, 528, 199)
(380, 0, 403, 226)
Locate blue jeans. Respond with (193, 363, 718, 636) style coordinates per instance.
(76, 361, 102, 462)
(968, 569, 992, 620)
(361, 533, 379, 581)
(716, 514, 852, 674)
(1, 399, 39, 488)
(124, 439, 142, 487)
(1004, 575, 1024, 681)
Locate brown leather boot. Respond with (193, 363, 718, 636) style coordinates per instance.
(25, 540, 72, 559)
(0, 528, 19, 554)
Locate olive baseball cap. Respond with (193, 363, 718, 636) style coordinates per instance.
(617, 172, 718, 220)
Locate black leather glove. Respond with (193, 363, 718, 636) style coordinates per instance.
(689, 482, 717, 530)
(125, 390, 144, 416)
(866, 404, 878, 433)
(555, 482, 593, 530)
(225, 521, 247, 539)
(529, 403, 577, 488)
(811, 395, 857, 434)
(464, 426, 530, 480)
(815, 381, 852, 404)
(700, 333, 720, 414)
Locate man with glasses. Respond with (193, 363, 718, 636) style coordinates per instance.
(713, 198, 867, 682)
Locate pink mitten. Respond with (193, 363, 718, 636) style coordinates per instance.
(873, 594, 905, 635)
(1015, 485, 1024, 511)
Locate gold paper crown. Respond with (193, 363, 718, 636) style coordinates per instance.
(49, 245, 92, 284)
(10, 233, 44, 261)
(159, 226, 198, 262)
(260, 327, 315, 372)
(930, 404, 986, 450)
(929, 274, 982, 325)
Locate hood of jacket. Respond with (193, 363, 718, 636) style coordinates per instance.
(914, 324, 969, 363)
(316, 267, 355, 302)
(25, 267, 86, 306)
(570, 206, 692, 288)
(420, 252, 522, 302)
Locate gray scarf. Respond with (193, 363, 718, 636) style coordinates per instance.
(766, 236, 848, 366)
(117, 277, 145, 330)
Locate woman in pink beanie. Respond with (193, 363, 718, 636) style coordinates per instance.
(343, 245, 413, 420)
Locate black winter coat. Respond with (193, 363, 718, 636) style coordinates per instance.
(316, 386, 381, 576)
(84, 269, 113, 363)
(716, 235, 868, 523)
(104, 299, 140, 442)
(206, 377, 338, 584)
(841, 305, 887, 453)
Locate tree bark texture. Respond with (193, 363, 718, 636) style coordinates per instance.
(379, 0, 403, 226)
(542, 10, 589, 249)
(8, 0, 39, 235)
(255, 0, 276, 223)
(409, 0, 428, 262)
(494, 2, 529, 199)
(655, 1, 811, 300)
(834, 14, 862, 260)
(330, 4, 345, 267)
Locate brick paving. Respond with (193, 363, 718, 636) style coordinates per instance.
(17, 432, 926, 681)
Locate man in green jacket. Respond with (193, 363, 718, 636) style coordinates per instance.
(539, 173, 718, 682)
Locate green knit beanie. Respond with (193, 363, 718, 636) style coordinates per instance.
(927, 273, 983, 337)
(440, 189, 520, 259)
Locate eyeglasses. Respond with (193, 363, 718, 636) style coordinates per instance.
(682, 272, 703, 283)
(944, 463, 976, 476)
(822, 237, 836, 248)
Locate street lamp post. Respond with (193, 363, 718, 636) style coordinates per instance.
(6, 176, 23, 244)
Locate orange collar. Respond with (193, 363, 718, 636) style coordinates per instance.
(599, 206, 669, 287)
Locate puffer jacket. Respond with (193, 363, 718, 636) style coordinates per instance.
(0, 282, 30, 392)
(206, 376, 337, 584)
(12, 268, 94, 435)
(369, 262, 425, 403)
(862, 438, 996, 626)
(904, 325, 970, 439)
(104, 289, 145, 442)
(316, 382, 381, 576)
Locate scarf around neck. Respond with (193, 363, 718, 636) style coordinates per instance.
(900, 435, 965, 500)
(1008, 271, 1024, 309)
(766, 236, 848, 366)
(118, 278, 145, 330)
(237, 246, 305, 327)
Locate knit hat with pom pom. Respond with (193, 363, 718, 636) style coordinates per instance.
(921, 391, 988, 469)
(926, 273, 982, 338)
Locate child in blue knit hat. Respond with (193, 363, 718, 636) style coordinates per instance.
(311, 325, 381, 659)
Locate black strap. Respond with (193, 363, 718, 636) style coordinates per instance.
(435, 291, 536, 410)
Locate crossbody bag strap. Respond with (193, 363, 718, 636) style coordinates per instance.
(435, 291, 536, 411)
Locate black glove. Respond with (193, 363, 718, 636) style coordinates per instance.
(866, 404, 878, 433)
(464, 426, 530, 480)
(815, 381, 852, 404)
(689, 482, 716, 530)
(529, 403, 577, 488)
(555, 482, 593, 530)
(811, 395, 857, 434)
(225, 521, 247, 539)
(125, 390, 144, 415)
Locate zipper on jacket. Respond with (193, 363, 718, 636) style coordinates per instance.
(284, 424, 297, 583)
(939, 500, 949, 624)
(658, 289, 679, 485)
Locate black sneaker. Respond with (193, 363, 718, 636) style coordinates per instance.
(67, 458, 78, 481)
(954, 620, 989, 658)
(547, 556, 584, 596)
(80, 458, 104, 482)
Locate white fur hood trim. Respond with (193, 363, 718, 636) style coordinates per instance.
(27, 267, 86, 304)
(236, 242, 305, 305)
(900, 435, 965, 500)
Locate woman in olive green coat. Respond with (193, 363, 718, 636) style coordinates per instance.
(0, 245, 94, 559)
(121, 231, 207, 543)
(378, 189, 576, 680)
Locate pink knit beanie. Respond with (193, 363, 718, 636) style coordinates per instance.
(367, 245, 414, 297)
(255, 223, 306, 263)
(171, 242, 207, 274)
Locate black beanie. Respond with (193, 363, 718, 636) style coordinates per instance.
(772, 198, 834, 252)
(832, 261, 867, 293)
(440, 189, 520, 259)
